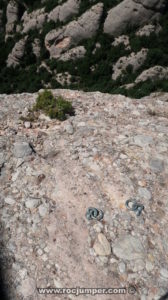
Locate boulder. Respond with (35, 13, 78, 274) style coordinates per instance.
(48, 0, 81, 23)
(104, 0, 166, 36)
(45, 3, 103, 59)
(135, 66, 168, 83)
(112, 48, 148, 80)
(59, 46, 86, 61)
(7, 36, 28, 67)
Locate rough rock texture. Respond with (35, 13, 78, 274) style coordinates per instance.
(5, 0, 18, 37)
(0, 89, 168, 300)
(59, 45, 86, 61)
(45, 3, 103, 58)
(48, 0, 81, 23)
(136, 23, 162, 36)
(112, 48, 148, 80)
(32, 38, 41, 58)
(7, 36, 28, 67)
(21, 8, 47, 33)
(135, 65, 168, 83)
(104, 0, 166, 36)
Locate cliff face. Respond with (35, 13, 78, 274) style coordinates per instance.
(0, 89, 168, 300)
(0, 0, 168, 96)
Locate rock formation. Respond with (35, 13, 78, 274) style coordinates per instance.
(112, 35, 131, 50)
(59, 45, 86, 61)
(45, 3, 103, 58)
(1, 0, 168, 96)
(7, 36, 28, 67)
(48, 0, 81, 23)
(136, 23, 162, 36)
(112, 48, 148, 80)
(21, 8, 47, 33)
(135, 65, 168, 83)
(5, 0, 18, 38)
(104, 0, 166, 36)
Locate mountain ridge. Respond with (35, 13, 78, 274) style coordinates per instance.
(0, 0, 168, 97)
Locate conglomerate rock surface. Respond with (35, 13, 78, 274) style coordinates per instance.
(0, 90, 168, 300)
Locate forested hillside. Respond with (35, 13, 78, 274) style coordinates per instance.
(0, 0, 168, 97)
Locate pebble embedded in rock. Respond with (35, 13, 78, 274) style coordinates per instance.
(24, 122, 31, 129)
(64, 124, 74, 135)
(138, 187, 152, 200)
(25, 199, 40, 209)
(110, 258, 118, 264)
(18, 277, 36, 297)
(93, 233, 111, 256)
(4, 197, 16, 205)
(37, 248, 43, 256)
(13, 142, 32, 158)
(141, 295, 147, 300)
(112, 235, 145, 260)
(146, 260, 154, 272)
(132, 259, 145, 272)
(149, 158, 164, 173)
(18, 269, 28, 280)
(93, 222, 103, 233)
(38, 205, 48, 217)
(118, 261, 126, 273)
(77, 122, 86, 127)
(160, 268, 168, 279)
(133, 135, 153, 147)
(99, 256, 109, 264)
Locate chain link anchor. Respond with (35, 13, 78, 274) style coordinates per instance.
(125, 199, 144, 216)
(86, 207, 104, 221)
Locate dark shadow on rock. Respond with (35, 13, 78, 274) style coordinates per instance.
(159, 292, 168, 300)
(0, 222, 10, 300)
(0, 269, 9, 300)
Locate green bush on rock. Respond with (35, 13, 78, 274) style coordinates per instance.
(33, 90, 75, 120)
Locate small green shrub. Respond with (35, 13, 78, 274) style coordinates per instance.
(33, 90, 75, 120)
(33, 90, 55, 110)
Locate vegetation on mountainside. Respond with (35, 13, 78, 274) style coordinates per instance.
(0, 0, 168, 97)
